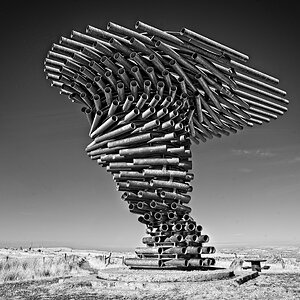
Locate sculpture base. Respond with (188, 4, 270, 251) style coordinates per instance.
(97, 267, 234, 283)
(125, 240, 216, 269)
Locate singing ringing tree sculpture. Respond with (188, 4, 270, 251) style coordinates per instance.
(44, 21, 288, 269)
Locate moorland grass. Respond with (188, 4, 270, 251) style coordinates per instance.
(0, 256, 77, 282)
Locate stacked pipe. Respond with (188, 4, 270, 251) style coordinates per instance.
(44, 21, 288, 269)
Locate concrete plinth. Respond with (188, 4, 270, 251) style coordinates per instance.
(97, 268, 234, 285)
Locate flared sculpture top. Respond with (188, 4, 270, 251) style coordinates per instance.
(44, 20, 288, 143)
(44, 21, 288, 270)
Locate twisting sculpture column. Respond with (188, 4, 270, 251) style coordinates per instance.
(44, 21, 288, 269)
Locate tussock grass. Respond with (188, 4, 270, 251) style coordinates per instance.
(0, 256, 78, 282)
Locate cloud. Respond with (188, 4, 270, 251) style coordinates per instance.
(287, 156, 300, 164)
(231, 149, 276, 158)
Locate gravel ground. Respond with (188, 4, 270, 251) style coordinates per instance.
(0, 272, 299, 300)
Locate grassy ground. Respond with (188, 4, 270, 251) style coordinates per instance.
(0, 272, 299, 299)
(0, 246, 299, 299)
(0, 256, 77, 282)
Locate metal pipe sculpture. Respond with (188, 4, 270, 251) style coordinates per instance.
(44, 21, 288, 269)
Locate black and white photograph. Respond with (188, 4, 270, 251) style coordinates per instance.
(0, 0, 299, 298)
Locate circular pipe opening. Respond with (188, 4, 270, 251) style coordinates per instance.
(86, 25, 92, 33)
(129, 52, 136, 59)
(117, 82, 124, 89)
(168, 212, 175, 219)
(131, 66, 139, 73)
(194, 90, 201, 97)
(101, 56, 107, 63)
(150, 201, 156, 208)
(187, 223, 195, 231)
(105, 70, 112, 77)
(130, 80, 138, 87)
(127, 95, 134, 102)
(171, 202, 177, 209)
(135, 21, 140, 29)
(143, 213, 151, 221)
(154, 212, 162, 220)
(114, 52, 120, 59)
(196, 225, 203, 232)
(137, 202, 143, 209)
(160, 191, 166, 198)
(128, 203, 134, 210)
(130, 123, 136, 129)
(181, 92, 188, 99)
(146, 67, 154, 73)
(144, 80, 151, 86)
(191, 53, 197, 59)
(155, 40, 161, 47)
(170, 85, 177, 93)
(169, 59, 176, 66)
(180, 28, 186, 34)
(175, 223, 182, 231)
(161, 224, 168, 231)
(183, 214, 190, 221)
(202, 235, 209, 243)
(157, 81, 165, 88)
(154, 236, 161, 243)
(177, 235, 184, 242)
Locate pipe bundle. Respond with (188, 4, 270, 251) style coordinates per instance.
(44, 21, 288, 269)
